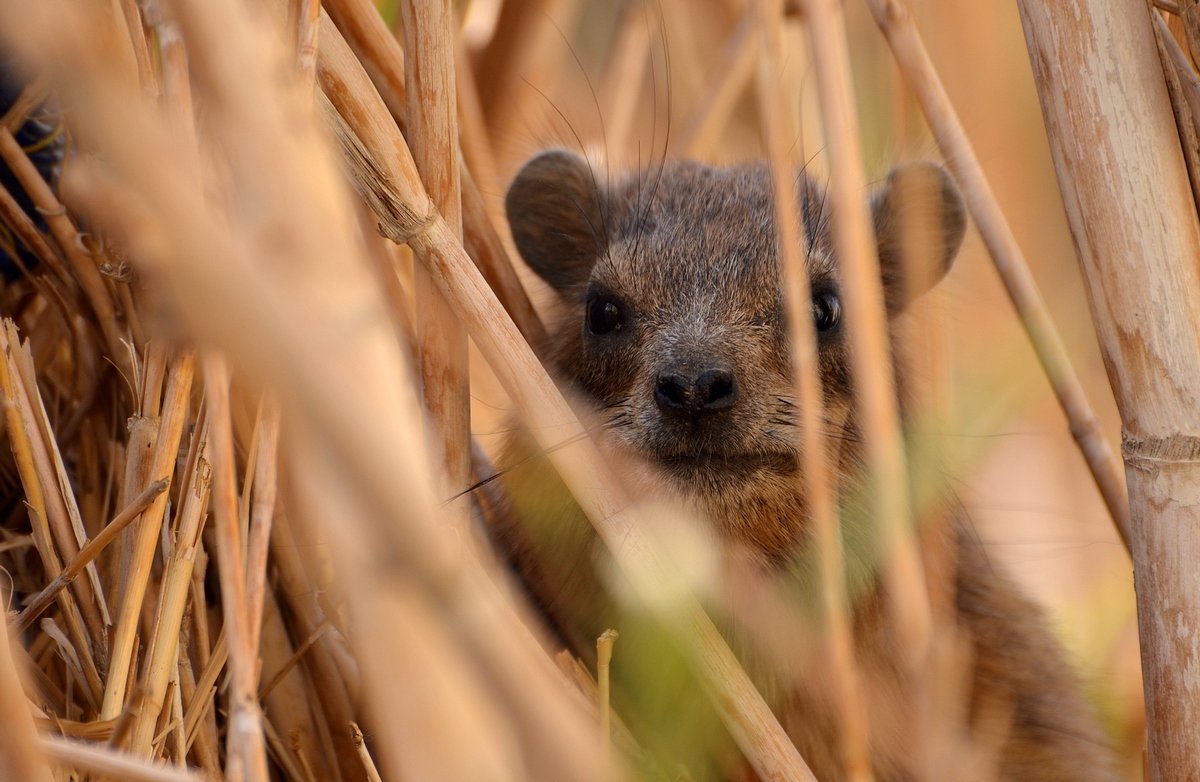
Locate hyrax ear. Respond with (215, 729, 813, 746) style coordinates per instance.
(871, 162, 966, 314)
(505, 149, 607, 296)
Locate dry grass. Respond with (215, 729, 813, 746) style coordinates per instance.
(0, 0, 1169, 779)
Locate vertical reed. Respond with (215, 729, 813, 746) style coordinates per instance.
(1019, 1, 1200, 776)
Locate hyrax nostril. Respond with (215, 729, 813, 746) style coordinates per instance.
(695, 368, 737, 411)
(654, 367, 738, 417)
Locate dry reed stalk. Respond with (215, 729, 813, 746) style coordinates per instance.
(672, 7, 756, 158)
(866, 0, 1133, 552)
(266, 505, 363, 781)
(323, 0, 407, 122)
(460, 165, 548, 345)
(204, 355, 270, 782)
(1018, 1, 1200, 776)
(401, 0, 473, 522)
(102, 351, 195, 721)
(0, 128, 131, 383)
(243, 400, 280, 656)
(292, 0, 322, 92)
(757, 3, 871, 779)
(1150, 9, 1200, 210)
(350, 722, 384, 782)
(14, 478, 167, 632)
(116, 0, 156, 92)
(0, 180, 71, 286)
(257, 593, 335, 782)
(7, 326, 108, 637)
(126, 419, 210, 755)
(0, 590, 55, 782)
(320, 0, 545, 342)
(0, 325, 104, 705)
(40, 734, 203, 782)
(795, 0, 933, 677)
(1, 80, 50, 130)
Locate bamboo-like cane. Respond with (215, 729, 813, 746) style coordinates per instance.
(402, 0, 473, 521)
(865, 0, 1132, 552)
(795, 0, 933, 676)
(1018, 1, 1200, 776)
(757, 3, 872, 779)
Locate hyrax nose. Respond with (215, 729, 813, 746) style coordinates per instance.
(654, 365, 739, 418)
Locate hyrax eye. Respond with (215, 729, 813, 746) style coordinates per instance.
(586, 295, 624, 335)
(812, 290, 842, 333)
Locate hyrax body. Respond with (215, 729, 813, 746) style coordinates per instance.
(495, 149, 1119, 781)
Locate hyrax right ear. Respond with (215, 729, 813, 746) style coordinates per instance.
(505, 149, 607, 296)
(871, 161, 967, 314)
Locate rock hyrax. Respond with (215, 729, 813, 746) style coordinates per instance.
(495, 149, 1120, 781)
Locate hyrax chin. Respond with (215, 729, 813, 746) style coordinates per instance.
(494, 148, 1120, 781)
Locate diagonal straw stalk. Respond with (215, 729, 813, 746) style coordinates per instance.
(757, 5, 872, 780)
(795, 0, 933, 672)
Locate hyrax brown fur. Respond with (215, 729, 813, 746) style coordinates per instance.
(496, 149, 1120, 781)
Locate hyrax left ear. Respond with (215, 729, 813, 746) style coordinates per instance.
(871, 162, 966, 313)
(505, 149, 608, 298)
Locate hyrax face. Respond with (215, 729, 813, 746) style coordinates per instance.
(506, 150, 965, 533)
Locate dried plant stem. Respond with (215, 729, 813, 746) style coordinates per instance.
(350, 723, 384, 782)
(292, 0, 322, 92)
(128, 422, 212, 754)
(0, 128, 130, 380)
(0, 325, 103, 704)
(0, 592, 55, 782)
(866, 0, 1132, 552)
(1018, 1, 1200, 775)
(758, 3, 871, 779)
(320, 1, 545, 343)
(14, 479, 168, 632)
(796, 0, 932, 682)
(102, 352, 196, 720)
(204, 355, 270, 782)
(116, 0, 156, 92)
(40, 735, 203, 782)
(323, 0, 407, 121)
(402, 0, 472, 519)
(596, 630, 617, 765)
(244, 400, 281, 655)
(1150, 10, 1200, 210)
(1, 325, 106, 641)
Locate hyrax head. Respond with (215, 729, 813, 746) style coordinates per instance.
(506, 149, 965, 499)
